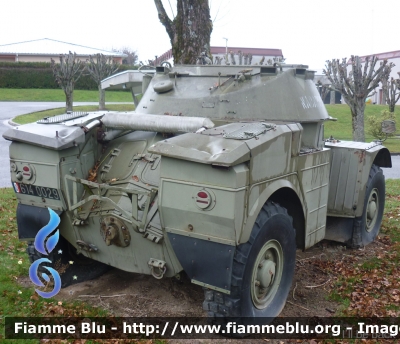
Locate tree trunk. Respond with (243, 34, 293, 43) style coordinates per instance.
(99, 85, 106, 110)
(154, 0, 212, 64)
(65, 89, 73, 112)
(350, 105, 366, 142)
(382, 87, 388, 106)
(330, 90, 335, 105)
(389, 103, 395, 113)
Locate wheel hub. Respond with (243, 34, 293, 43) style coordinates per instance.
(366, 189, 379, 232)
(257, 260, 276, 289)
(251, 240, 283, 310)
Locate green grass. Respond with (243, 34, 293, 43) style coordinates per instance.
(325, 104, 400, 153)
(13, 104, 136, 125)
(381, 179, 400, 243)
(0, 88, 133, 102)
(0, 189, 109, 343)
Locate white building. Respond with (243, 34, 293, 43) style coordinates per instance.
(359, 50, 400, 105)
(0, 38, 126, 63)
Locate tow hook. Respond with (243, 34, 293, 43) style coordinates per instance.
(76, 240, 98, 252)
(148, 258, 167, 279)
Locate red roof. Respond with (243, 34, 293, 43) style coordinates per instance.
(359, 49, 400, 61)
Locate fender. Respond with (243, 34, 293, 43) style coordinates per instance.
(16, 204, 62, 240)
(326, 142, 392, 217)
(356, 146, 391, 217)
(239, 174, 306, 244)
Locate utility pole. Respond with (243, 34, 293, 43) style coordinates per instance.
(223, 37, 228, 55)
(223, 37, 228, 65)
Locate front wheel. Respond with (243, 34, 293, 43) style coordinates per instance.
(204, 201, 296, 324)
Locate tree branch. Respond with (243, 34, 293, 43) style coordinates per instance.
(154, 0, 173, 40)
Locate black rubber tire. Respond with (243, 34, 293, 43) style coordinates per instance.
(203, 201, 296, 324)
(27, 236, 111, 288)
(357, 164, 385, 246)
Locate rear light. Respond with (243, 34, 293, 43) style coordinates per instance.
(197, 191, 208, 199)
(10, 162, 36, 183)
(22, 165, 33, 180)
(193, 189, 216, 210)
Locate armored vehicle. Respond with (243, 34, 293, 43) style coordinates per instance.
(4, 63, 391, 322)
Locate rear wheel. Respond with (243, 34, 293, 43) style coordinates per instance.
(354, 164, 385, 247)
(203, 201, 296, 324)
(27, 236, 110, 288)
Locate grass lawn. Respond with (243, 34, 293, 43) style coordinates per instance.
(13, 104, 136, 125)
(0, 88, 133, 102)
(0, 189, 109, 344)
(325, 104, 400, 153)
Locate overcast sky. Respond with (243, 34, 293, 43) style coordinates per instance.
(1, 0, 399, 72)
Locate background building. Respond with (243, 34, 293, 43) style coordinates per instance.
(314, 74, 341, 104)
(0, 38, 126, 63)
(359, 50, 400, 105)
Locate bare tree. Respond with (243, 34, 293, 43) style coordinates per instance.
(120, 47, 138, 66)
(382, 71, 400, 113)
(380, 63, 391, 106)
(51, 52, 84, 112)
(229, 50, 236, 65)
(324, 56, 391, 142)
(154, 0, 213, 64)
(214, 56, 223, 65)
(238, 50, 243, 65)
(248, 54, 253, 65)
(316, 81, 331, 103)
(86, 54, 119, 110)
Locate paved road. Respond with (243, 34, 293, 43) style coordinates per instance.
(0, 102, 399, 187)
(381, 159, 400, 179)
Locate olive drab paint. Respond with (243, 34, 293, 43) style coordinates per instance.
(3, 63, 392, 318)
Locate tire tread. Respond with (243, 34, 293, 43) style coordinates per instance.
(203, 201, 294, 320)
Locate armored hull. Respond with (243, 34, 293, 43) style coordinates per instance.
(3, 63, 391, 322)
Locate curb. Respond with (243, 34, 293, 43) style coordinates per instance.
(8, 119, 19, 127)
(6, 102, 134, 128)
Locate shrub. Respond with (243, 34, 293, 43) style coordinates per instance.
(366, 110, 396, 140)
(0, 62, 135, 90)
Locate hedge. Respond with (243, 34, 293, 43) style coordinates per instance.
(0, 62, 136, 90)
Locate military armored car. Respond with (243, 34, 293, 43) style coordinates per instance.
(4, 63, 391, 322)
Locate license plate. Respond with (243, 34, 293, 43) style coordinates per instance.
(13, 183, 61, 200)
